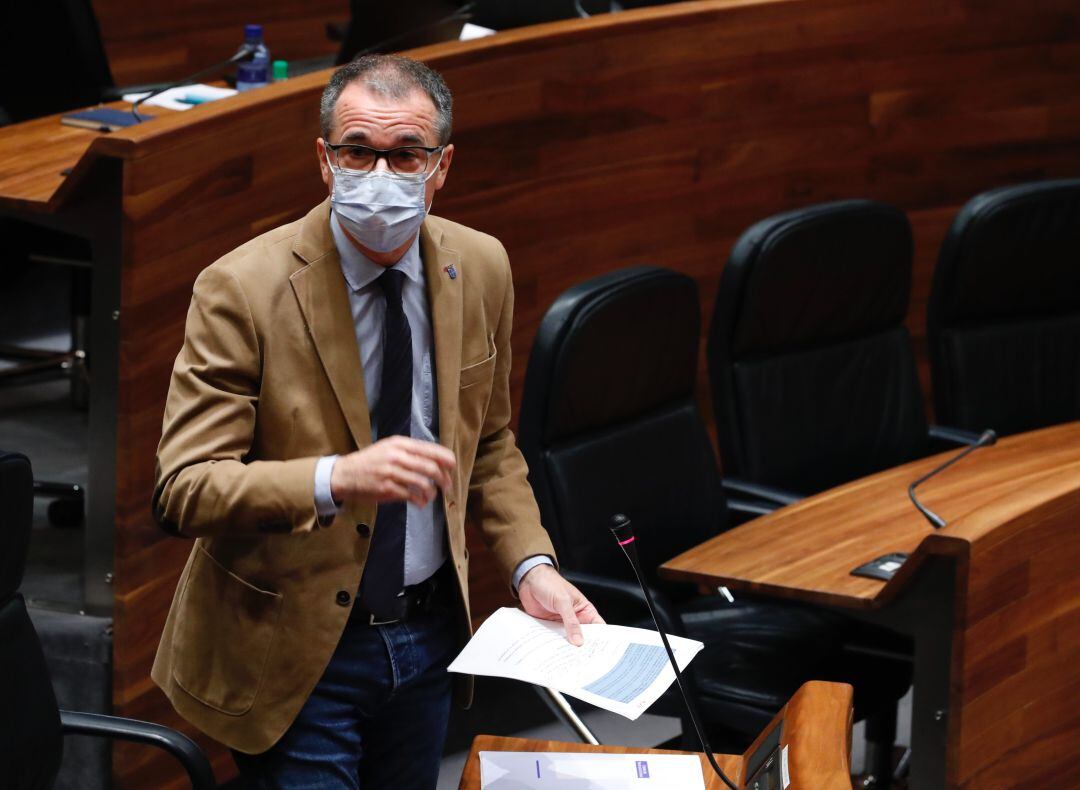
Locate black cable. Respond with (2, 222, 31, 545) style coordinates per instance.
(130, 45, 256, 122)
(908, 428, 997, 529)
(611, 516, 739, 790)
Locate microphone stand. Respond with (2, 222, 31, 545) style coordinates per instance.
(610, 514, 739, 790)
(131, 45, 257, 122)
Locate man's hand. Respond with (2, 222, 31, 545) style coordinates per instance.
(330, 436, 456, 508)
(518, 564, 604, 646)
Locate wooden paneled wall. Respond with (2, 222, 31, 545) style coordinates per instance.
(92, 0, 347, 85)
(98, 0, 1080, 785)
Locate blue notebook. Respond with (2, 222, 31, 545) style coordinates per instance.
(60, 107, 149, 132)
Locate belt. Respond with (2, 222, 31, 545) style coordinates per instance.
(352, 563, 451, 626)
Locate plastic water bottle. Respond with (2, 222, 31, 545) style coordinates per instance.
(236, 24, 270, 91)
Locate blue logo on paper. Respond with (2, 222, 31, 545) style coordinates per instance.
(635, 760, 650, 778)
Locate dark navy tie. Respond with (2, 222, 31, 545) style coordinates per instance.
(359, 268, 411, 615)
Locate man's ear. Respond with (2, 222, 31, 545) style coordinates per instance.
(432, 143, 454, 191)
(316, 138, 332, 192)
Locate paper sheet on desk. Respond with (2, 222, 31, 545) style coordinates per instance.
(448, 608, 703, 720)
(479, 751, 707, 789)
(123, 84, 237, 111)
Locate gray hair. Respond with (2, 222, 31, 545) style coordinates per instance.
(319, 54, 453, 145)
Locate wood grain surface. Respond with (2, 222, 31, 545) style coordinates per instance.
(1, 0, 1079, 786)
(661, 422, 1080, 788)
(661, 421, 1080, 608)
(457, 681, 853, 789)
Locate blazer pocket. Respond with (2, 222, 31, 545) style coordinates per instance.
(459, 349, 497, 390)
(172, 546, 283, 716)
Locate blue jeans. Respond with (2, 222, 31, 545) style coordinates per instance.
(233, 604, 457, 789)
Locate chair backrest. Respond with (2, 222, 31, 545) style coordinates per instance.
(708, 200, 928, 496)
(337, 0, 468, 64)
(0, 0, 114, 122)
(0, 451, 63, 788)
(928, 180, 1080, 435)
(519, 267, 726, 594)
(470, 0, 584, 29)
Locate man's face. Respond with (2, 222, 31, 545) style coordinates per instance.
(316, 82, 453, 211)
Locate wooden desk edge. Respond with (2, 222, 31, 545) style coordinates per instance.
(458, 681, 853, 789)
(457, 736, 742, 790)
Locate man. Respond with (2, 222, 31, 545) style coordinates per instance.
(151, 54, 602, 788)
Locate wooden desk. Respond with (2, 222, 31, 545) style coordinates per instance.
(661, 422, 1080, 789)
(2, 1, 1079, 786)
(458, 682, 853, 789)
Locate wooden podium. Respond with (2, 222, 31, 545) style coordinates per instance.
(458, 681, 853, 789)
(661, 422, 1080, 789)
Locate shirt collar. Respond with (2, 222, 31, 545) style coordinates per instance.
(330, 211, 423, 292)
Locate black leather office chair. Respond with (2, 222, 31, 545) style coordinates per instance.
(708, 199, 976, 499)
(0, 450, 214, 790)
(928, 179, 1080, 435)
(0, 0, 176, 122)
(519, 267, 910, 783)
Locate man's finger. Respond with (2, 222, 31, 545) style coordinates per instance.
(556, 594, 584, 646)
(376, 481, 413, 503)
(578, 603, 605, 625)
(388, 468, 436, 498)
(403, 438, 457, 469)
(397, 452, 453, 491)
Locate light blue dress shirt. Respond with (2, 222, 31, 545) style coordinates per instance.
(315, 213, 551, 590)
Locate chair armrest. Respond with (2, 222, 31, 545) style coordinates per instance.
(927, 424, 984, 446)
(60, 710, 214, 790)
(721, 477, 802, 507)
(561, 568, 686, 637)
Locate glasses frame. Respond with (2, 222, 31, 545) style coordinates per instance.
(324, 142, 446, 176)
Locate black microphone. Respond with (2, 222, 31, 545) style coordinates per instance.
(130, 44, 258, 122)
(909, 429, 997, 529)
(609, 514, 738, 790)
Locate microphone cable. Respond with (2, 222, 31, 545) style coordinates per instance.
(131, 44, 257, 122)
(610, 514, 739, 790)
(909, 429, 997, 529)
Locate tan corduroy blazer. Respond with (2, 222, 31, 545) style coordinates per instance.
(150, 200, 556, 754)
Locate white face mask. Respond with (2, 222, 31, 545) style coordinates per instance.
(325, 150, 444, 253)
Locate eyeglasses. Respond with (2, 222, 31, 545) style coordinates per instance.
(325, 142, 444, 176)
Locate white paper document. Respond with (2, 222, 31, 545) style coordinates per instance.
(479, 751, 707, 789)
(459, 22, 497, 40)
(448, 608, 703, 720)
(122, 84, 237, 111)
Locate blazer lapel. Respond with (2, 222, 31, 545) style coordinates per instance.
(421, 221, 462, 452)
(290, 203, 373, 450)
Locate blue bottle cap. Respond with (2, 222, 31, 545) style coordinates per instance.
(244, 24, 263, 40)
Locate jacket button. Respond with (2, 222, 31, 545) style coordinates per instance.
(335, 590, 351, 606)
(356, 522, 370, 538)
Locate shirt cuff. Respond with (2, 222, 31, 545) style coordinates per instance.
(314, 454, 340, 525)
(512, 554, 555, 592)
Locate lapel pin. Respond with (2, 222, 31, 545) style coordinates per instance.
(444, 264, 457, 280)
